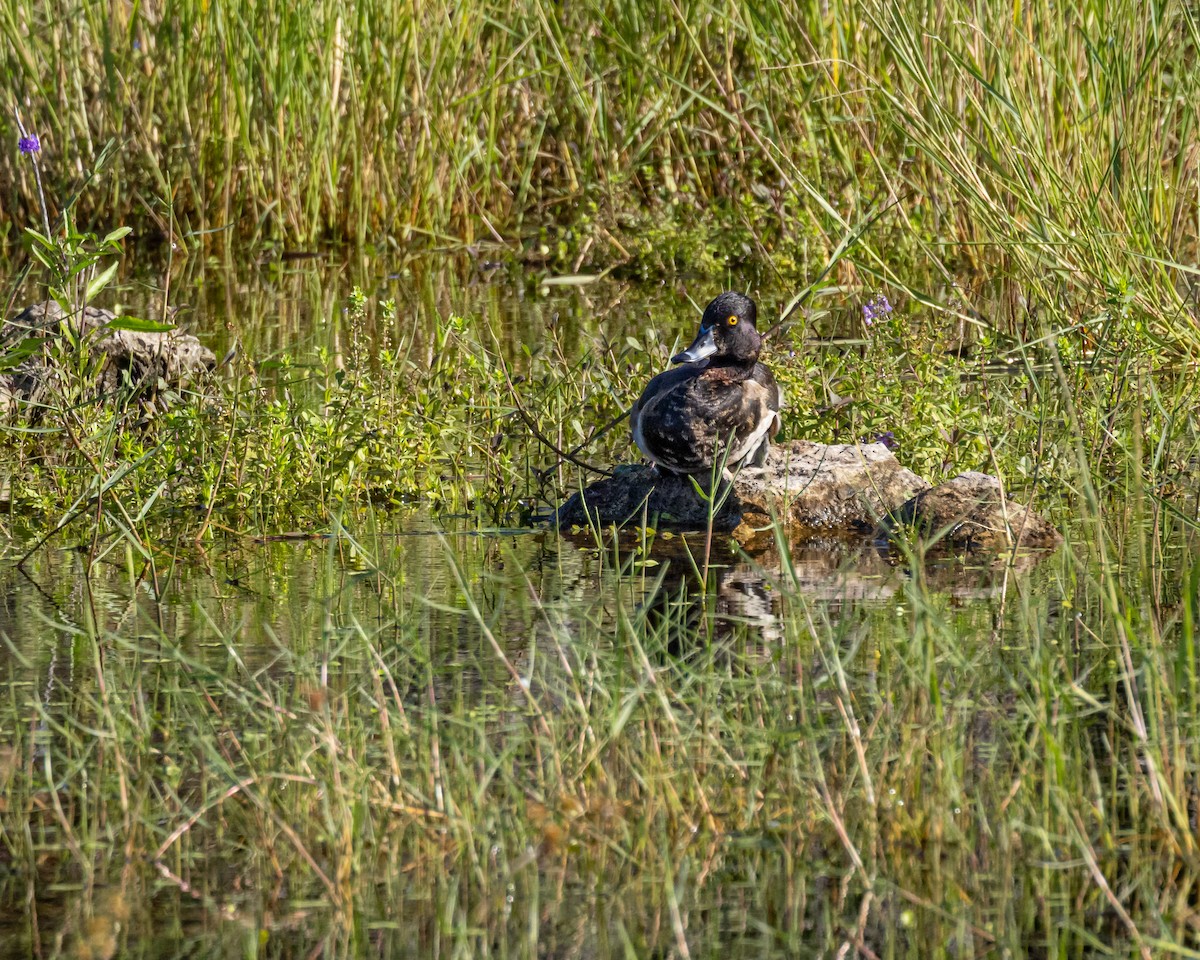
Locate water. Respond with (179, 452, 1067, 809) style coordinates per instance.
(0, 254, 1099, 957)
(0, 512, 1059, 956)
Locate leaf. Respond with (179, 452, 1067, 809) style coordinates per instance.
(23, 228, 56, 252)
(27, 245, 58, 273)
(24, 229, 61, 273)
(105, 315, 177, 333)
(0, 337, 43, 370)
(101, 226, 132, 245)
(0, 423, 64, 435)
(71, 255, 101, 280)
(86, 261, 119, 300)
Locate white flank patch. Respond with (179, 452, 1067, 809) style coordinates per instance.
(725, 409, 779, 467)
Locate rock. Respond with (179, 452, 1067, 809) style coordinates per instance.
(556, 439, 930, 542)
(733, 439, 930, 536)
(0, 301, 215, 417)
(887, 471, 1062, 551)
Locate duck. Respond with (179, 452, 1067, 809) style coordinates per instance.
(631, 291, 782, 477)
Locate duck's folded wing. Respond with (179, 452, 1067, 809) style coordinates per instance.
(632, 367, 708, 472)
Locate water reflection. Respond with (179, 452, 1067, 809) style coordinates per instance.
(0, 514, 1050, 683)
(0, 497, 1069, 957)
(90, 245, 982, 384)
(598, 528, 1047, 661)
(0, 255, 1074, 957)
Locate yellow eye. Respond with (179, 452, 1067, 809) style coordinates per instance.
(728, 315, 739, 325)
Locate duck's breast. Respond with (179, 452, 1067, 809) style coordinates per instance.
(698, 375, 779, 465)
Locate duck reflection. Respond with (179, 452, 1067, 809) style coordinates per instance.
(626, 528, 1048, 657)
(633, 534, 889, 657)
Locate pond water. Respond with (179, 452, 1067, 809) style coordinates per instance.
(0, 513, 1068, 957)
(0, 254, 1181, 957)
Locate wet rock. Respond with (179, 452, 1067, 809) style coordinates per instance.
(887, 471, 1062, 551)
(0, 301, 215, 417)
(556, 439, 930, 541)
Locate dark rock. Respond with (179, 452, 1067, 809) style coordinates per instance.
(0, 301, 215, 416)
(887, 471, 1062, 551)
(556, 439, 930, 543)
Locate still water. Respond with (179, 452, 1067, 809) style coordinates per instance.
(0, 254, 1089, 957)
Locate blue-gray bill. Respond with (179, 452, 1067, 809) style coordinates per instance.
(671, 325, 718, 364)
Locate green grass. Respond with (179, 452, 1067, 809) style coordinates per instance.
(3, 264, 1200, 953)
(3, 495, 1200, 956)
(3, 0, 1200, 955)
(4, 0, 1199, 339)
(3, 268, 1198, 548)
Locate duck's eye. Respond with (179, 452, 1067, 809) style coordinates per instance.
(728, 315, 739, 326)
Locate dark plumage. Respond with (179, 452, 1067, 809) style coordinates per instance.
(631, 291, 782, 476)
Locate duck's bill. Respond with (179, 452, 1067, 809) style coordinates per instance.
(672, 326, 717, 364)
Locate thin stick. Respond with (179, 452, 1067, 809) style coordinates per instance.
(564, 405, 630, 460)
(497, 354, 616, 476)
(13, 108, 51, 239)
(1071, 810, 1153, 960)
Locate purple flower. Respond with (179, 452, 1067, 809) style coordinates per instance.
(18, 134, 40, 155)
(862, 293, 893, 325)
(860, 430, 898, 449)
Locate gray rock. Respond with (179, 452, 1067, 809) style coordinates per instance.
(887, 471, 1062, 551)
(735, 439, 931, 532)
(556, 439, 931, 544)
(0, 301, 215, 416)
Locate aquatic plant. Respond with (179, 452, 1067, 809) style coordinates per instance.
(0, 1, 1199, 953)
(1, 458, 1200, 955)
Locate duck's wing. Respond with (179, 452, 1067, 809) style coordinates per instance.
(632, 365, 708, 471)
(634, 363, 782, 473)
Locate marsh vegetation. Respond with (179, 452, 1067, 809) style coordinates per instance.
(3, 1, 1200, 957)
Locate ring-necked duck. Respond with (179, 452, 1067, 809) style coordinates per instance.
(631, 291, 782, 477)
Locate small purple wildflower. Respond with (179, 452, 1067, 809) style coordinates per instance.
(860, 430, 898, 449)
(18, 134, 40, 155)
(862, 292, 893, 325)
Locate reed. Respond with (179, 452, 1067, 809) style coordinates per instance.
(2, 0, 1196, 345)
(4, 478, 1200, 954)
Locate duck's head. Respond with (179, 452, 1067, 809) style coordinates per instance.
(671, 291, 762, 365)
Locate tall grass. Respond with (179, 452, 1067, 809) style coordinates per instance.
(4, 494, 1200, 955)
(4, 2, 1198, 330)
(4, 4, 1200, 949)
